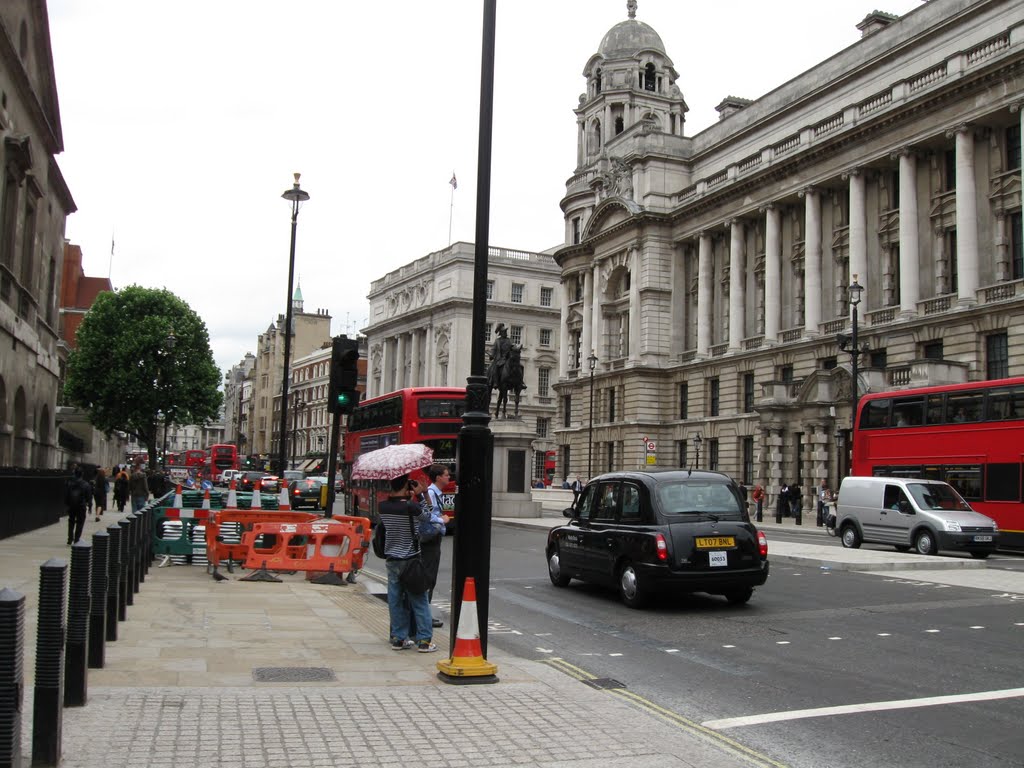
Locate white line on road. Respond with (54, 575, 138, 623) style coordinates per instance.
(702, 687, 1024, 730)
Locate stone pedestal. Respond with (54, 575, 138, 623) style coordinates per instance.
(491, 418, 542, 518)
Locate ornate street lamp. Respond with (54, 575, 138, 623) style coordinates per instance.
(693, 433, 703, 470)
(837, 274, 870, 441)
(276, 173, 310, 476)
(587, 351, 598, 479)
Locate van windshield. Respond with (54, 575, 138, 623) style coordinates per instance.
(907, 482, 971, 512)
(657, 482, 741, 515)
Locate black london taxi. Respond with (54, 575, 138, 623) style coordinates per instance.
(545, 469, 769, 608)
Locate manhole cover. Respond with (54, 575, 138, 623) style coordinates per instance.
(252, 667, 336, 682)
(583, 678, 626, 690)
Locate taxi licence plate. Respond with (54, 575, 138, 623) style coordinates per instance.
(973, 535, 992, 542)
(695, 536, 735, 549)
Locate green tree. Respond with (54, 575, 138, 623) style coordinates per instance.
(64, 285, 223, 468)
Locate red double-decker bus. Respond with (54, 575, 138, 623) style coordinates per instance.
(207, 444, 239, 474)
(183, 449, 206, 468)
(344, 387, 464, 521)
(851, 376, 1024, 549)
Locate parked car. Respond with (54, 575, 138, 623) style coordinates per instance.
(835, 476, 999, 557)
(546, 470, 769, 608)
(238, 471, 266, 493)
(290, 476, 327, 510)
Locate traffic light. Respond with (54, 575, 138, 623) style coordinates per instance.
(328, 335, 360, 414)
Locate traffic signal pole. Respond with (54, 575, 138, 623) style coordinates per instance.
(324, 406, 342, 518)
(326, 335, 360, 518)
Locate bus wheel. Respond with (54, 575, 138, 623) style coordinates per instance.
(840, 525, 861, 549)
(915, 529, 938, 556)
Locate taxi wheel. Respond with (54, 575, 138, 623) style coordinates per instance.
(915, 529, 938, 556)
(617, 562, 648, 609)
(970, 551, 990, 559)
(725, 587, 753, 605)
(547, 548, 571, 587)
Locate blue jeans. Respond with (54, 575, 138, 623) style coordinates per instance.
(386, 558, 432, 643)
(131, 496, 147, 513)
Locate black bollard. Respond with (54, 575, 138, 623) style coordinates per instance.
(116, 518, 130, 616)
(120, 516, 136, 604)
(0, 587, 25, 768)
(775, 498, 783, 525)
(105, 523, 121, 638)
(137, 507, 148, 582)
(88, 530, 109, 669)
(32, 558, 66, 766)
(756, 498, 763, 523)
(64, 542, 91, 707)
(126, 513, 140, 596)
(795, 499, 803, 526)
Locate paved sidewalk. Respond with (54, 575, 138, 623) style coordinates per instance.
(3, 507, 1022, 767)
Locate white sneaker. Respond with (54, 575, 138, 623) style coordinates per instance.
(158, 555, 171, 568)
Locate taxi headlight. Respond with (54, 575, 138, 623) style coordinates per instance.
(942, 520, 962, 532)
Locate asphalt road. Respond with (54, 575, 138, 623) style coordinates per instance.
(428, 526, 1024, 768)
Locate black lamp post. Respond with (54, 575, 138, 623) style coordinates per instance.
(161, 329, 176, 469)
(834, 429, 845, 481)
(693, 433, 702, 470)
(837, 274, 870, 439)
(276, 173, 310, 476)
(587, 351, 597, 479)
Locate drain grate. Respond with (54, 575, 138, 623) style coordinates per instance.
(252, 667, 336, 682)
(583, 677, 626, 690)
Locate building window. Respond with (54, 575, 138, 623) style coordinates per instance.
(869, 349, 887, 369)
(533, 451, 546, 483)
(677, 441, 688, 468)
(1010, 212, 1023, 281)
(510, 325, 523, 345)
(1007, 125, 1022, 171)
(943, 149, 956, 192)
(540, 287, 553, 307)
(708, 438, 719, 471)
(563, 395, 572, 428)
(679, 383, 688, 420)
(741, 437, 754, 485)
(484, 323, 492, 343)
(0, 170, 18, 272)
(743, 373, 754, 413)
(608, 388, 616, 422)
(922, 340, 943, 360)
(562, 445, 571, 481)
(486, 280, 494, 300)
(986, 332, 1009, 380)
(821, 357, 838, 370)
(572, 217, 582, 245)
(945, 230, 958, 293)
(538, 367, 550, 397)
(779, 365, 794, 384)
(539, 328, 552, 346)
(511, 283, 524, 303)
(606, 442, 615, 472)
(709, 378, 720, 417)
(536, 417, 549, 438)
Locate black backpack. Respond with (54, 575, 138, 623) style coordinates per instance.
(371, 521, 386, 558)
(65, 477, 85, 508)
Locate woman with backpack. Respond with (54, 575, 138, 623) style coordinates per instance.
(93, 467, 109, 522)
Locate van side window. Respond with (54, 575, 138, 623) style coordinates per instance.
(882, 485, 906, 510)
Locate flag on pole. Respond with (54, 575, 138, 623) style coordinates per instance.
(449, 172, 457, 190)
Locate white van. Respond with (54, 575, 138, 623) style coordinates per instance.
(835, 476, 999, 558)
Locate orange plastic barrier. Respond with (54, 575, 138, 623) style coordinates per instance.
(241, 520, 362, 577)
(205, 509, 318, 573)
(330, 515, 371, 574)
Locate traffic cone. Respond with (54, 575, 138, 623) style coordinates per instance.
(202, 488, 211, 510)
(226, 478, 237, 508)
(173, 484, 183, 508)
(278, 482, 291, 511)
(251, 486, 261, 509)
(436, 577, 498, 684)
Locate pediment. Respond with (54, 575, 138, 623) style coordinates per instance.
(584, 198, 641, 240)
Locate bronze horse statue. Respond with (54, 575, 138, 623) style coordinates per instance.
(490, 345, 526, 418)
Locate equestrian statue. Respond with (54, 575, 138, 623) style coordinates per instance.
(486, 322, 527, 418)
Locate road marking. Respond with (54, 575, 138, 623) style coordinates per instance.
(970, 625, 985, 630)
(828, 636, 842, 640)
(722, 644, 736, 648)
(877, 633, 891, 637)
(702, 687, 1024, 730)
(925, 629, 940, 633)
(609, 653, 623, 657)
(664, 648, 680, 653)
(776, 641, 790, 645)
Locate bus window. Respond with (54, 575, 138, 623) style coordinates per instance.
(985, 463, 1022, 502)
(985, 387, 1024, 421)
(941, 465, 982, 500)
(860, 398, 890, 429)
(892, 397, 924, 427)
(925, 394, 945, 425)
(946, 393, 982, 423)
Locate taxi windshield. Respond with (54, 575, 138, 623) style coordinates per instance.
(657, 482, 741, 515)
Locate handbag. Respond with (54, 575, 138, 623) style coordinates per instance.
(398, 508, 430, 594)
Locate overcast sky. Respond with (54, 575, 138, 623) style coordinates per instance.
(47, 0, 924, 378)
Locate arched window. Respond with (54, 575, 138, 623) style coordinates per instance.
(595, 69, 602, 95)
(592, 119, 602, 151)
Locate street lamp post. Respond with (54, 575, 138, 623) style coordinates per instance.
(834, 429, 845, 483)
(587, 351, 597, 479)
(161, 329, 176, 469)
(693, 433, 702, 470)
(276, 173, 310, 477)
(837, 274, 869, 441)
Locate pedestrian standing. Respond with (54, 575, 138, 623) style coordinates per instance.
(751, 484, 765, 522)
(420, 464, 451, 628)
(817, 479, 830, 527)
(130, 463, 149, 513)
(379, 474, 436, 653)
(65, 465, 91, 545)
(790, 482, 803, 523)
(93, 467, 109, 522)
(777, 482, 790, 521)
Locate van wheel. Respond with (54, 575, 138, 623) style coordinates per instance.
(915, 529, 939, 556)
(547, 547, 571, 587)
(725, 587, 753, 605)
(970, 551, 990, 560)
(618, 562, 649, 609)
(840, 525, 861, 549)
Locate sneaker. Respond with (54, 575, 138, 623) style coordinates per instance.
(417, 641, 438, 653)
(390, 639, 414, 651)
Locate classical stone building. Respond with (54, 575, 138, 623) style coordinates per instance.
(554, 0, 1024, 508)
(0, 3, 75, 468)
(364, 241, 561, 480)
(222, 352, 254, 448)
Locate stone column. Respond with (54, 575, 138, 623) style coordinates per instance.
(697, 232, 712, 356)
(847, 170, 867, 306)
(559, 281, 570, 380)
(951, 125, 979, 306)
(728, 220, 745, 351)
(897, 149, 920, 316)
(395, 334, 406, 390)
(581, 270, 593, 365)
(629, 247, 640, 360)
(410, 330, 421, 388)
(764, 205, 781, 344)
(592, 260, 604, 358)
(379, 339, 390, 396)
(803, 188, 822, 335)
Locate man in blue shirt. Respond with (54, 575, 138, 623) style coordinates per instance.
(420, 464, 452, 628)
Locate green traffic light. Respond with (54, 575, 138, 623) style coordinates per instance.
(337, 392, 352, 405)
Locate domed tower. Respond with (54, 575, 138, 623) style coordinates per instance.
(563, 1, 688, 246)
